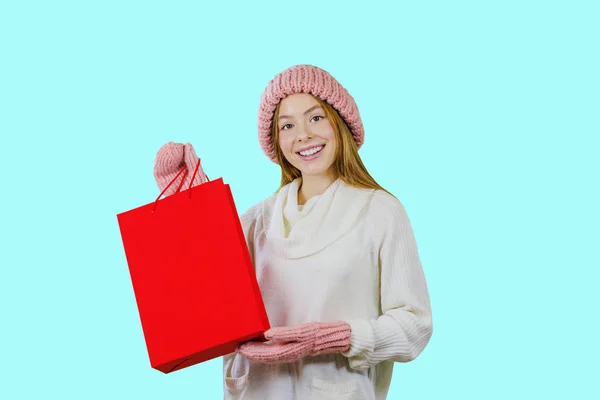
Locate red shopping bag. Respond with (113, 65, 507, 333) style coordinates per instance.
(116, 160, 270, 374)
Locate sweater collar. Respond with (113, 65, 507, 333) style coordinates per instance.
(265, 177, 375, 259)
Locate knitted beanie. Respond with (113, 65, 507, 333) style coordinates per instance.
(257, 64, 365, 163)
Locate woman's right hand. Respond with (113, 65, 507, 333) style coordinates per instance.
(153, 142, 207, 196)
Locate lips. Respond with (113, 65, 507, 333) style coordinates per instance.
(296, 144, 325, 157)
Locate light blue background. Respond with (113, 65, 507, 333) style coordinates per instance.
(1, 1, 598, 399)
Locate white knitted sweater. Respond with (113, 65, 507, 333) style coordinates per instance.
(223, 178, 432, 400)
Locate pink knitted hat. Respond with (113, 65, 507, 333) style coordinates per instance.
(258, 64, 365, 163)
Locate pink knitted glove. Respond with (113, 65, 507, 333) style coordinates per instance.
(153, 142, 208, 196)
(236, 321, 351, 364)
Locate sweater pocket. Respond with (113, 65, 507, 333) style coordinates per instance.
(310, 377, 361, 400)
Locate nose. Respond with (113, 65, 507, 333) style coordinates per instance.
(296, 125, 312, 142)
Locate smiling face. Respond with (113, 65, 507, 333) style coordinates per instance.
(276, 93, 338, 179)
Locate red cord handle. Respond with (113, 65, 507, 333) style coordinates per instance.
(152, 158, 205, 212)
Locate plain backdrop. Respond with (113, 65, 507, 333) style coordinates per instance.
(1, 1, 598, 399)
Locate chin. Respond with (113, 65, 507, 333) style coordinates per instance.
(296, 159, 335, 177)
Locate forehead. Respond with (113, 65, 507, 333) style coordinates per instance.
(279, 93, 320, 114)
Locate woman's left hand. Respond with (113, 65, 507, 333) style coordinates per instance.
(237, 321, 352, 364)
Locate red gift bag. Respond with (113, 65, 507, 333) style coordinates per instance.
(116, 160, 270, 374)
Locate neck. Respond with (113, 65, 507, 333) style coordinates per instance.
(297, 171, 337, 205)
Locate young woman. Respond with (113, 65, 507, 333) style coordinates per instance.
(153, 64, 433, 400)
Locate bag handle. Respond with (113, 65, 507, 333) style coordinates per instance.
(152, 158, 207, 213)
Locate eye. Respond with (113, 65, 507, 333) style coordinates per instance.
(311, 115, 324, 122)
(281, 123, 293, 130)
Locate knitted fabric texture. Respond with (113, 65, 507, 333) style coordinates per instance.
(153, 142, 208, 196)
(258, 64, 365, 163)
(237, 321, 351, 364)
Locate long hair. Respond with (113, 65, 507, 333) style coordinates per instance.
(271, 95, 391, 195)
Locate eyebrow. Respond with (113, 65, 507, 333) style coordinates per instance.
(278, 105, 323, 120)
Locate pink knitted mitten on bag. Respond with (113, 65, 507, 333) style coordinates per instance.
(153, 142, 208, 195)
(237, 321, 352, 364)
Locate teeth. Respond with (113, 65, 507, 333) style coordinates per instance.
(299, 146, 323, 156)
